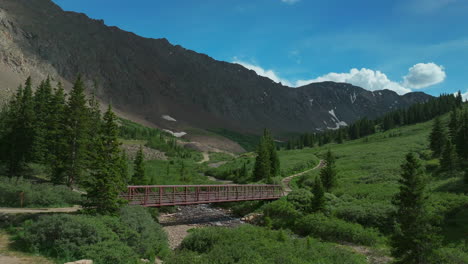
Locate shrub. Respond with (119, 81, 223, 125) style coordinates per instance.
(0, 177, 82, 207)
(170, 225, 366, 264)
(431, 244, 468, 264)
(294, 213, 383, 246)
(81, 240, 137, 264)
(333, 202, 396, 233)
(16, 206, 169, 263)
(180, 228, 224, 253)
(17, 214, 117, 260)
(286, 189, 313, 212)
(119, 206, 169, 258)
(263, 199, 301, 229)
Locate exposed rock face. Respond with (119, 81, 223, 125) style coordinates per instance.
(0, 0, 432, 134)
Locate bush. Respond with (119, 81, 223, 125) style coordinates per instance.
(119, 206, 169, 258)
(263, 199, 301, 229)
(294, 213, 383, 246)
(81, 240, 137, 264)
(217, 200, 264, 216)
(286, 189, 313, 212)
(169, 225, 366, 264)
(0, 177, 82, 207)
(333, 202, 396, 233)
(17, 214, 117, 260)
(16, 206, 169, 263)
(431, 244, 468, 264)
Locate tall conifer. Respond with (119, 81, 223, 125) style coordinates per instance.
(50, 83, 68, 184)
(84, 105, 126, 214)
(440, 140, 458, 174)
(391, 153, 440, 263)
(311, 177, 326, 213)
(429, 117, 446, 157)
(63, 76, 90, 186)
(320, 150, 337, 191)
(131, 145, 147, 185)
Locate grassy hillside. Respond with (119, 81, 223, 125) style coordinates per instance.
(287, 109, 468, 247)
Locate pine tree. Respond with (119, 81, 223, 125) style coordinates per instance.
(263, 129, 280, 177)
(31, 79, 52, 163)
(320, 150, 337, 191)
(253, 129, 280, 183)
(240, 162, 249, 181)
(63, 76, 90, 186)
(440, 140, 458, 174)
(84, 105, 126, 214)
(5, 78, 36, 176)
(311, 177, 326, 213)
(49, 83, 68, 184)
(455, 110, 468, 162)
(429, 116, 446, 157)
(131, 145, 147, 185)
(391, 153, 440, 263)
(86, 91, 102, 159)
(119, 151, 130, 184)
(448, 109, 459, 142)
(253, 138, 271, 182)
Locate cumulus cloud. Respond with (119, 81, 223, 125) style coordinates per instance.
(403, 63, 446, 89)
(462, 90, 468, 102)
(233, 60, 446, 95)
(296, 68, 412, 94)
(234, 60, 293, 86)
(281, 0, 300, 4)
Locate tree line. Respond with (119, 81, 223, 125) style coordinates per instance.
(429, 107, 468, 181)
(0, 76, 148, 213)
(287, 92, 464, 149)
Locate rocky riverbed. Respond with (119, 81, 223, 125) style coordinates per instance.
(158, 204, 243, 249)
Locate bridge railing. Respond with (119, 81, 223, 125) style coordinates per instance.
(120, 184, 284, 207)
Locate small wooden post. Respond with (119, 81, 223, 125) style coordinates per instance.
(19, 191, 24, 208)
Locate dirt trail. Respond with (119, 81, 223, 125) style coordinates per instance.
(197, 152, 210, 163)
(0, 231, 52, 264)
(281, 160, 325, 194)
(0, 205, 81, 214)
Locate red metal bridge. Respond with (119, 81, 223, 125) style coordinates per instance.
(120, 184, 284, 207)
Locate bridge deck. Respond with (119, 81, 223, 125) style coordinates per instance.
(120, 184, 284, 207)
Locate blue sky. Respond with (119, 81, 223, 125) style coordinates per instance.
(52, 0, 468, 99)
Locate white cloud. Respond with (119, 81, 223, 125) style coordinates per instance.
(233, 60, 292, 86)
(296, 68, 412, 95)
(232, 60, 446, 95)
(403, 63, 446, 89)
(462, 90, 468, 102)
(281, 0, 300, 4)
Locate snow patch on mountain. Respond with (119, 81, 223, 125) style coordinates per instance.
(327, 109, 348, 130)
(350, 92, 357, 104)
(162, 115, 177, 122)
(163, 129, 187, 137)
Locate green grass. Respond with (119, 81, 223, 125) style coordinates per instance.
(207, 152, 234, 163)
(277, 148, 320, 176)
(204, 149, 320, 184)
(288, 111, 468, 244)
(144, 159, 214, 185)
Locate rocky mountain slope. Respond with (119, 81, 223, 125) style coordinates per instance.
(0, 0, 432, 136)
